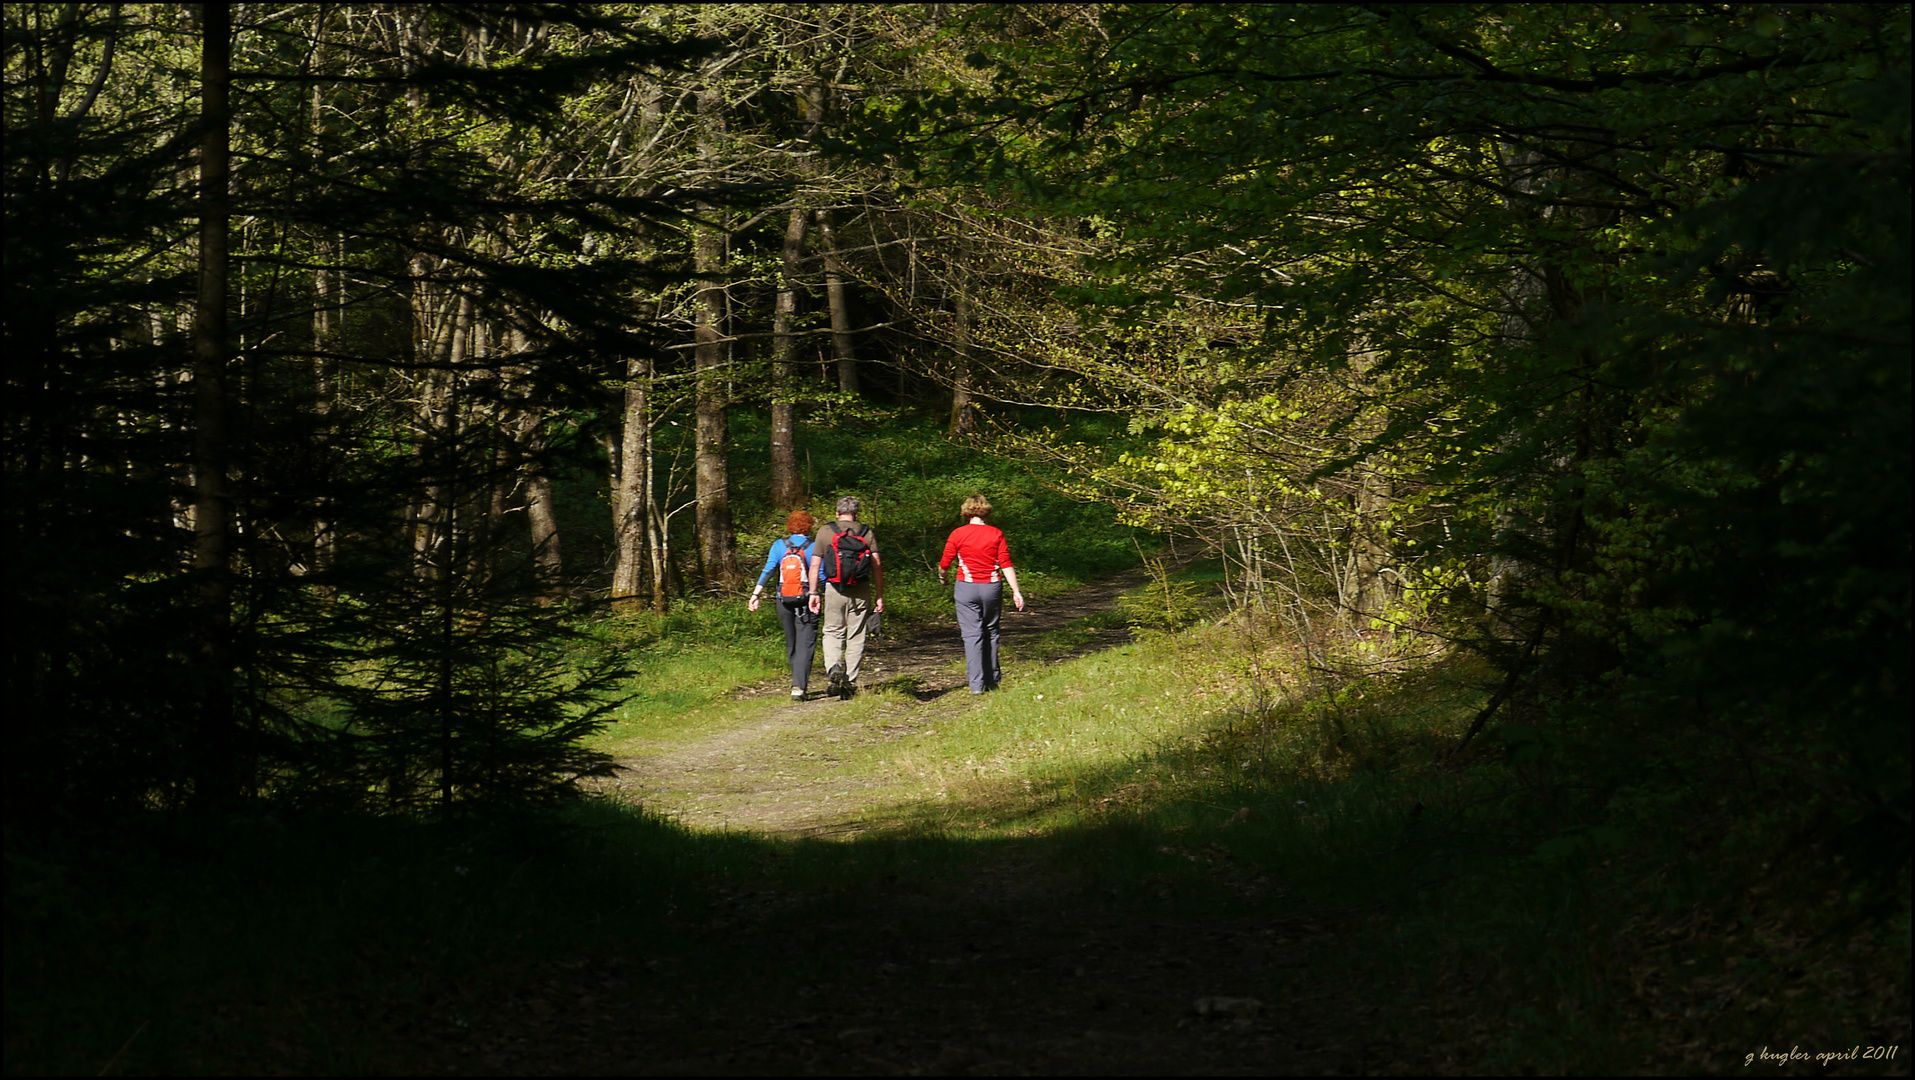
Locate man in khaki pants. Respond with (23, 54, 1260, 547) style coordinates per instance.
(808, 496, 884, 699)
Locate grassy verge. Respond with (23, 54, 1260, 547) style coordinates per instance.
(576, 604, 787, 752)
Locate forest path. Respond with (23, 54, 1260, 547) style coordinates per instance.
(594, 560, 1168, 836)
(438, 558, 1368, 1076)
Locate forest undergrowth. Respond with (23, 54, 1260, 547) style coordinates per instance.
(7, 560, 1906, 1074)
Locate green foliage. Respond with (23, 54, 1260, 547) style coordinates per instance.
(1536, 65, 1913, 913)
(315, 600, 627, 813)
(1115, 558, 1211, 635)
(890, 1, 1912, 930)
(726, 409, 1149, 615)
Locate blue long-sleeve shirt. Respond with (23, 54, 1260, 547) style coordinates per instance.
(753, 533, 815, 593)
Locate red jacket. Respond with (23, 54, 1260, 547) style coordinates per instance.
(941, 522, 1014, 583)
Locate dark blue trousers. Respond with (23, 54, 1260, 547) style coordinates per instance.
(776, 598, 818, 691)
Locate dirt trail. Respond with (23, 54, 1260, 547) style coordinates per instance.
(594, 563, 1167, 836)
(432, 562, 1370, 1076)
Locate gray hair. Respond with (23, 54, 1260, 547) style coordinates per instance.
(835, 495, 861, 516)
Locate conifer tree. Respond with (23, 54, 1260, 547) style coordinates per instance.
(3, 2, 718, 817)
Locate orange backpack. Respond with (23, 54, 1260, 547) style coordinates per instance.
(776, 539, 807, 598)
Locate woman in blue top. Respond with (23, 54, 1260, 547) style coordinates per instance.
(747, 509, 819, 700)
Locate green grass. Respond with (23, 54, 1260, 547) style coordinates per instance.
(1007, 608, 1129, 662)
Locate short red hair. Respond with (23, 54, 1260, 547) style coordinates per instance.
(786, 509, 816, 534)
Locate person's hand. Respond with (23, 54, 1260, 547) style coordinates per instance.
(1013, 591, 1025, 612)
(875, 597, 885, 613)
(747, 593, 760, 612)
(808, 594, 820, 615)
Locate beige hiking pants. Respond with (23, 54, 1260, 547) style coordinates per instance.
(820, 582, 875, 683)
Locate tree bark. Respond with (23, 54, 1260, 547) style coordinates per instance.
(523, 423, 562, 603)
(411, 285, 467, 579)
(493, 326, 561, 604)
(950, 261, 977, 436)
(817, 209, 859, 396)
(693, 88, 739, 592)
(1347, 343, 1395, 630)
(611, 350, 651, 602)
(307, 23, 335, 599)
(192, 0, 237, 805)
(769, 205, 808, 509)
(646, 437, 669, 614)
(311, 228, 336, 600)
(1352, 463, 1395, 627)
(1486, 142, 1565, 631)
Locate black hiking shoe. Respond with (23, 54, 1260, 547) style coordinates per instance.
(826, 665, 845, 700)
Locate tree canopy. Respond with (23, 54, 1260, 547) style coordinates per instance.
(875, 2, 1910, 897)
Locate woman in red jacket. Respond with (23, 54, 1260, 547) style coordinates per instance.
(938, 495, 1026, 694)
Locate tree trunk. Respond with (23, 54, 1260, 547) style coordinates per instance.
(192, 1, 237, 805)
(693, 88, 739, 592)
(950, 264, 977, 436)
(1352, 463, 1395, 627)
(436, 390, 459, 814)
(611, 350, 651, 602)
(480, 324, 561, 602)
(1347, 343, 1395, 631)
(1486, 143, 1555, 630)
(310, 19, 340, 599)
(647, 437, 669, 614)
(311, 228, 335, 601)
(817, 209, 859, 396)
(485, 410, 515, 594)
(523, 421, 562, 603)
(412, 285, 467, 579)
(769, 205, 808, 509)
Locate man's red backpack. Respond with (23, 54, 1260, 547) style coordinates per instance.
(821, 522, 875, 585)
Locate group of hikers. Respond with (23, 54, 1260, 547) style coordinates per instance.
(745, 495, 1026, 700)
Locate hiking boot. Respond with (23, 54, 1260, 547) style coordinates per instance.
(825, 665, 845, 699)
(841, 681, 857, 700)
(791, 687, 805, 701)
